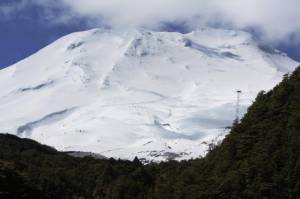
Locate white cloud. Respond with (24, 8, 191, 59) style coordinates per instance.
(1, 0, 300, 42)
(60, 0, 300, 42)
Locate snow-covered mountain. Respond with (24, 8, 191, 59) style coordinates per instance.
(0, 28, 298, 162)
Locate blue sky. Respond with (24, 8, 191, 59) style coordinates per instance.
(0, 19, 89, 68)
(0, 0, 299, 69)
(0, 0, 91, 68)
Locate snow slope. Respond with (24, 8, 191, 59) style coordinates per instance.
(0, 28, 298, 162)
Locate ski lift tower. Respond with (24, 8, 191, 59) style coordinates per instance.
(235, 90, 242, 123)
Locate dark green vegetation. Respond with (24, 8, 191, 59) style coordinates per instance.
(1, 66, 300, 199)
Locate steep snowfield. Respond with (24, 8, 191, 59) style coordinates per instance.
(0, 28, 298, 162)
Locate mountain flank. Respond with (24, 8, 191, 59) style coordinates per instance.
(1, 66, 300, 198)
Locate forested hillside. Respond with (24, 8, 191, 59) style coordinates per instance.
(1, 66, 300, 199)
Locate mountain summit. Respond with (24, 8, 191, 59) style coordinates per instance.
(0, 28, 298, 161)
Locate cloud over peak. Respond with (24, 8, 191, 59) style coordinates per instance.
(1, 0, 300, 42)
